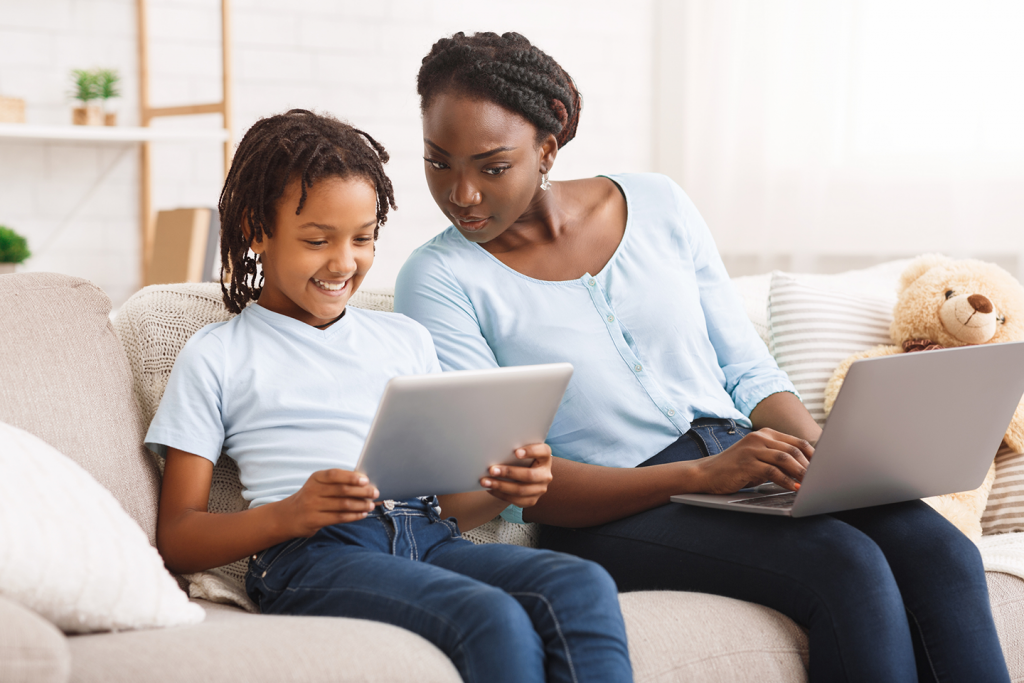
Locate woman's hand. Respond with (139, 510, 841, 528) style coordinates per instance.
(694, 429, 813, 494)
(480, 443, 554, 508)
(274, 469, 378, 538)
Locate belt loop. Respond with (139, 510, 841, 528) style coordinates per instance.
(727, 418, 737, 435)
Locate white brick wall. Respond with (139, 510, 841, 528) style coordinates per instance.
(0, 0, 655, 306)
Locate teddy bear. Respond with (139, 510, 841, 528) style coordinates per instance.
(823, 254, 1024, 541)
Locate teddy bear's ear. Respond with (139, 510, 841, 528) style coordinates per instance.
(898, 253, 952, 294)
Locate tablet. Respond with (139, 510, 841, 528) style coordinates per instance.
(354, 363, 574, 501)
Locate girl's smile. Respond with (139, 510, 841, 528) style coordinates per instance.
(249, 175, 378, 328)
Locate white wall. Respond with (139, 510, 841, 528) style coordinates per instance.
(0, 0, 654, 307)
(654, 0, 1024, 280)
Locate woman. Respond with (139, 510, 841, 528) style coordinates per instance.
(395, 31, 1008, 682)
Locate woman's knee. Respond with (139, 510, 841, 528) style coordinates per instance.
(803, 527, 903, 606)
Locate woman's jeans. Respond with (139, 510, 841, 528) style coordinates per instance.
(540, 418, 1010, 683)
(246, 497, 632, 683)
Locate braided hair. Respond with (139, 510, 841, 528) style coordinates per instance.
(218, 109, 396, 314)
(417, 32, 582, 149)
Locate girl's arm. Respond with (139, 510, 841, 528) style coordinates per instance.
(157, 447, 378, 575)
(437, 443, 553, 531)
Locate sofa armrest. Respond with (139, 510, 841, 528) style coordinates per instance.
(0, 595, 71, 683)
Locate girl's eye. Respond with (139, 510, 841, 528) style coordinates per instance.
(355, 236, 373, 244)
(484, 166, 510, 176)
(424, 158, 448, 170)
(945, 290, 955, 300)
(306, 240, 327, 247)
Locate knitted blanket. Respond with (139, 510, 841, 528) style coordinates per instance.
(979, 533, 1024, 579)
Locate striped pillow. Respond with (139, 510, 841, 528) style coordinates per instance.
(768, 273, 895, 425)
(982, 447, 1024, 535)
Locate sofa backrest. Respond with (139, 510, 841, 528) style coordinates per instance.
(0, 273, 161, 544)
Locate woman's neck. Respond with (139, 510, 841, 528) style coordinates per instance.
(480, 183, 571, 254)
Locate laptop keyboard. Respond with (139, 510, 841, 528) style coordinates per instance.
(731, 491, 798, 509)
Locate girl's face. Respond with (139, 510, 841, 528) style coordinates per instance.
(421, 92, 557, 243)
(249, 175, 377, 327)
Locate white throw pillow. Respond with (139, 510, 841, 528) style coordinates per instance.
(768, 273, 895, 425)
(0, 421, 204, 633)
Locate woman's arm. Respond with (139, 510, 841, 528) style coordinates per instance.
(523, 392, 818, 528)
(522, 427, 813, 527)
(157, 447, 377, 574)
(749, 391, 822, 443)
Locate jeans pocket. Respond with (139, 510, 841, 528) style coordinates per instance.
(441, 517, 462, 539)
(254, 536, 312, 577)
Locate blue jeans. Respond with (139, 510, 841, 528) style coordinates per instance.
(540, 419, 1010, 683)
(246, 497, 632, 683)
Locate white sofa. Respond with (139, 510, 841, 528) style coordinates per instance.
(2, 268, 1023, 683)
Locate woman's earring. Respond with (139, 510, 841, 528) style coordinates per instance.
(540, 173, 551, 191)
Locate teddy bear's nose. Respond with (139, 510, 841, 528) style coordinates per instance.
(968, 294, 993, 314)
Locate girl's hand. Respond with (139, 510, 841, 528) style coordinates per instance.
(694, 429, 813, 494)
(275, 469, 378, 538)
(480, 443, 554, 509)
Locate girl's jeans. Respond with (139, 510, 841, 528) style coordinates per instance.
(540, 418, 1010, 683)
(246, 496, 632, 683)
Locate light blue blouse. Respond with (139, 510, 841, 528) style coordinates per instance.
(395, 173, 796, 520)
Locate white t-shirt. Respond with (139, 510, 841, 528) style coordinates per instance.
(145, 303, 441, 508)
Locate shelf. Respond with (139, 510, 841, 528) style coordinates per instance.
(0, 123, 229, 143)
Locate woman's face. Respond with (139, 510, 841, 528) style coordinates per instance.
(421, 92, 557, 243)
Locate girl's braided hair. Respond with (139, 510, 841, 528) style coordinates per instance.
(417, 32, 582, 149)
(218, 109, 396, 314)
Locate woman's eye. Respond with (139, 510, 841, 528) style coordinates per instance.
(424, 158, 448, 170)
(945, 290, 955, 299)
(484, 166, 510, 176)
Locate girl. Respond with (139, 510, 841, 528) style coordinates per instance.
(394, 32, 1010, 682)
(146, 109, 632, 683)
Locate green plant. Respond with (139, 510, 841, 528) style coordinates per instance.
(0, 225, 30, 263)
(96, 69, 121, 101)
(69, 68, 100, 104)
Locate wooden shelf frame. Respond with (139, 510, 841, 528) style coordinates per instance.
(0, 123, 228, 143)
(137, 0, 233, 282)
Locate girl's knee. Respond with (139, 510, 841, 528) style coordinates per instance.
(534, 551, 619, 593)
(471, 586, 535, 637)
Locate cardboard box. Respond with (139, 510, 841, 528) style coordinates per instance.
(0, 97, 26, 123)
(146, 208, 218, 286)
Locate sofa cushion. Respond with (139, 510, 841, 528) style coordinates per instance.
(0, 273, 160, 543)
(984, 449, 1024, 535)
(621, 590, 808, 681)
(768, 273, 895, 424)
(0, 595, 70, 683)
(0, 421, 204, 633)
(66, 599, 461, 683)
(987, 571, 1024, 679)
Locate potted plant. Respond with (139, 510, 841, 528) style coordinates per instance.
(96, 69, 121, 126)
(69, 69, 101, 125)
(0, 225, 30, 275)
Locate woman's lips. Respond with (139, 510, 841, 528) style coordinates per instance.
(453, 215, 490, 231)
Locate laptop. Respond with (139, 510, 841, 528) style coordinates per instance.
(671, 341, 1024, 517)
(355, 363, 573, 501)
